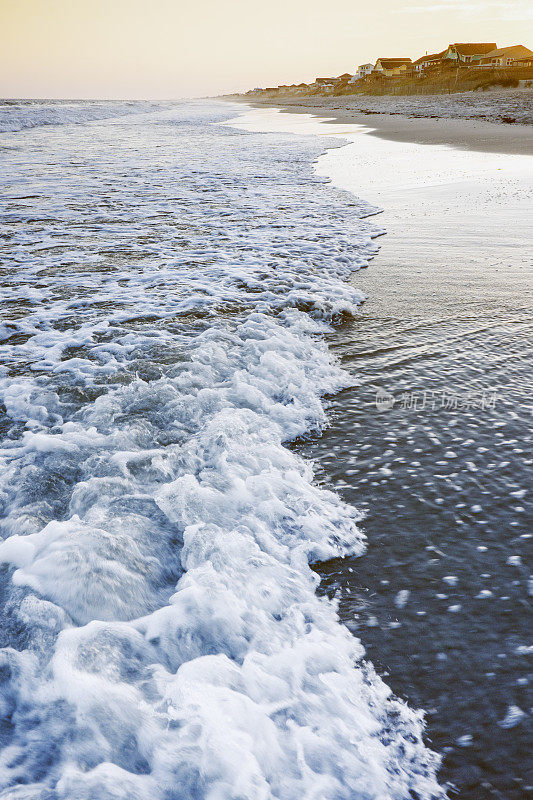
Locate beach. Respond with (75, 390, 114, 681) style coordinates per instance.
(225, 89, 533, 155)
(3, 0, 532, 794)
(0, 96, 530, 799)
(227, 104, 533, 798)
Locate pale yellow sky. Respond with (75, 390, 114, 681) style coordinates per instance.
(1, 0, 532, 99)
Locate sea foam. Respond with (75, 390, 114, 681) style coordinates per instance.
(0, 100, 443, 798)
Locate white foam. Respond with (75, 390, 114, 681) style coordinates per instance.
(0, 100, 443, 798)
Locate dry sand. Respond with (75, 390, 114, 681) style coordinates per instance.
(224, 92, 533, 156)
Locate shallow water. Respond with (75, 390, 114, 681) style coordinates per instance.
(0, 99, 445, 799)
(230, 107, 532, 798)
(302, 280, 532, 799)
(314, 122, 533, 800)
(298, 115, 533, 798)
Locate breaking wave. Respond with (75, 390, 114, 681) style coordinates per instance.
(0, 100, 443, 799)
(0, 99, 161, 133)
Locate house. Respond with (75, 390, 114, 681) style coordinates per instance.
(478, 45, 533, 68)
(412, 51, 445, 72)
(336, 73, 353, 82)
(443, 43, 497, 64)
(374, 58, 412, 77)
(349, 63, 374, 82)
(314, 77, 337, 90)
(515, 56, 533, 67)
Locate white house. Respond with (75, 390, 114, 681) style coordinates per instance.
(349, 63, 374, 82)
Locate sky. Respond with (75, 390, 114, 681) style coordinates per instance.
(1, 0, 532, 99)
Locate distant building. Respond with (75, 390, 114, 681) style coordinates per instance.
(335, 72, 353, 86)
(478, 45, 533, 68)
(349, 63, 374, 82)
(315, 77, 337, 87)
(443, 43, 497, 64)
(374, 58, 412, 77)
(412, 51, 445, 72)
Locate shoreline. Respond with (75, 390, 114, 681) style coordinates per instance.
(225, 102, 533, 799)
(223, 94, 533, 156)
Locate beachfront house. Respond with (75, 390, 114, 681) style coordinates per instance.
(373, 58, 412, 77)
(332, 73, 354, 88)
(412, 51, 445, 72)
(315, 77, 337, 88)
(313, 75, 352, 91)
(349, 63, 374, 82)
(443, 43, 497, 65)
(478, 45, 533, 68)
(516, 55, 533, 67)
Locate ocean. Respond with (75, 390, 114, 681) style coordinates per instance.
(0, 99, 444, 799)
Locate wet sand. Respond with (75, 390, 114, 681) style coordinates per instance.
(224, 94, 533, 156)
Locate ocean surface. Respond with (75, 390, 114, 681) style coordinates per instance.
(229, 107, 533, 799)
(309, 123, 533, 800)
(0, 99, 444, 799)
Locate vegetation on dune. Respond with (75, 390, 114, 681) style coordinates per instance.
(249, 66, 533, 99)
(330, 66, 531, 96)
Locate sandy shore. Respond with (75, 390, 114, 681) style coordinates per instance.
(224, 92, 533, 156)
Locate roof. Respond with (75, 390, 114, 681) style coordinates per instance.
(412, 50, 445, 66)
(337, 73, 353, 79)
(482, 45, 533, 59)
(358, 63, 374, 68)
(315, 77, 336, 83)
(376, 58, 412, 69)
(449, 43, 497, 55)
